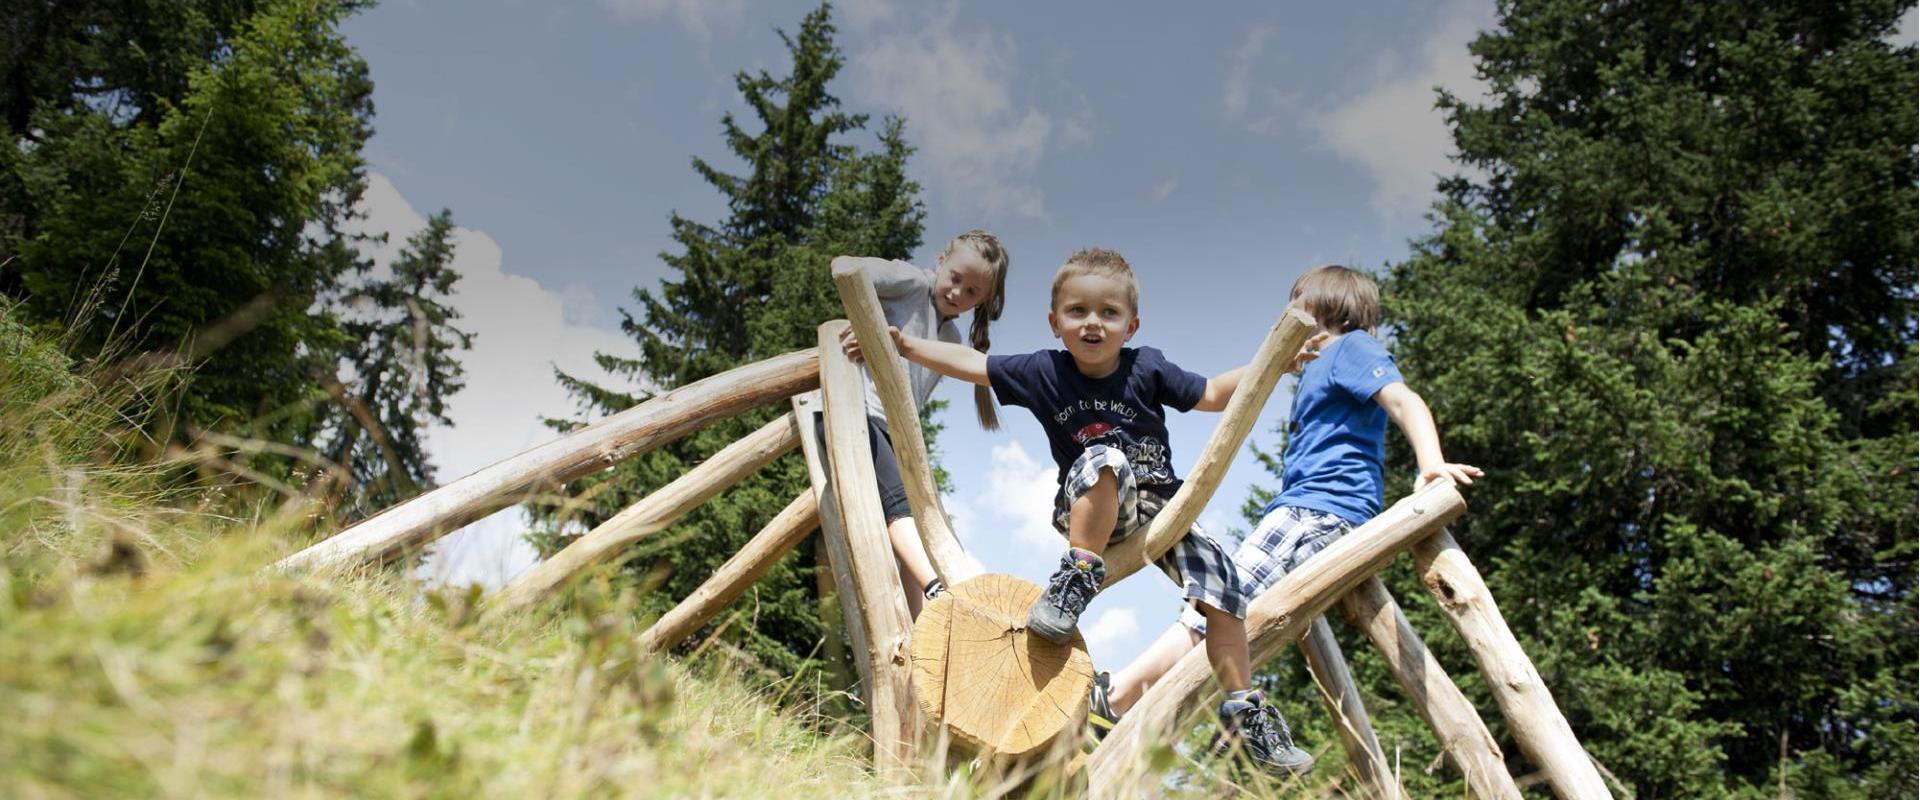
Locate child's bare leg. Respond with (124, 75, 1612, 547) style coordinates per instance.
(1201, 604, 1252, 692)
(1110, 621, 1203, 714)
(887, 516, 937, 618)
(1067, 468, 1120, 555)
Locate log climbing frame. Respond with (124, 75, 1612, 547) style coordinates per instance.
(274, 262, 1612, 799)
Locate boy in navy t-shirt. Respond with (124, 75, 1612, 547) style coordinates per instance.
(843, 247, 1313, 774)
(1087, 264, 1482, 768)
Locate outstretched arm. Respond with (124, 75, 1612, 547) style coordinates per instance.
(1190, 331, 1331, 412)
(839, 326, 991, 387)
(1374, 382, 1483, 490)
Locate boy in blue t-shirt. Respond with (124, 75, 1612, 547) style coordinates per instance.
(843, 247, 1312, 774)
(1086, 264, 1482, 763)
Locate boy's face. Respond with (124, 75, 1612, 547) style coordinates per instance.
(932, 248, 996, 318)
(1048, 272, 1139, 375)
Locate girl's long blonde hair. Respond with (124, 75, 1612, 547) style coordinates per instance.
(945, 230, 1009, 430)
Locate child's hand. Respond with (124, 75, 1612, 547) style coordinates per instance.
(1289, 332, 1332, 374)
(837, 325, 903, 364)
(1415, 463, 1483, 492)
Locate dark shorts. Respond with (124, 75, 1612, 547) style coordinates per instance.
(865, 417, 913, 523)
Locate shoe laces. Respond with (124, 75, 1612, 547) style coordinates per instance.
(1045, 560, 1100, 611)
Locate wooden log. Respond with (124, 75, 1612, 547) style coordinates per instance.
(1300, 615, 1404, 799)
(793, 391, 875, 695)
(1413, 531, 1611, 800)
(485, 416, 799, 616)
(1087, 482, 1467, 800)
(1101, 307, 1317, 587)
(909, 573, 1095, 758)
(274, 349, 819, 572)
(818, 321, 921, 774)
(1339, 577, 1519, 799)
(830, 261, 978, 585)
(637, 490, 819, 654)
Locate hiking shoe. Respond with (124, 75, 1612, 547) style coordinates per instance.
(1027, 548, 1104, 645)
(923, 577, 947, 601)
(1088, 670, 1120, 739)
(1211, 690, 1314, 776)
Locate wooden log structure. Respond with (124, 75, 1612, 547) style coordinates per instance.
(817, 321, 921, 774)
(1086, 482, 1467, 800)
(792, 390, 876, 695)
(487, 415, 799, 615)
(1099, 307, 1317, 586)
(1413, 530, 1611, 800)
(1299, 616, 1404, 799)
(274, 349, 819, 572)
(829, 261, 979, 585)
(635, 489, 820, 654)
(1339, 577, 1519, 799)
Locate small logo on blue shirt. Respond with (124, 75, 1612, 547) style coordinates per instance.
(1372, 366, 1385, 378)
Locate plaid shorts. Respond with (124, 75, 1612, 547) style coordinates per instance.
(1053, 444, 1247, 619)
(1182, 505, 1355, 636)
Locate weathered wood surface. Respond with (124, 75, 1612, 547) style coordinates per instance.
(275, 349, 819, 572)
(1339, 576, 1519, 799)
(1087, 482, 1467, 799)
(909, 573, 1095, 758)
(1300, 615, 1404, 799)
(830, 262, 978, 585)
(637, 490, 819, 654)
(818, 321, 920, 774)
(793, 390, 874, 695)
(1413, 530, 1611, 800)
(487, 416, 798, 615)
(1101, 307, 1317, 586)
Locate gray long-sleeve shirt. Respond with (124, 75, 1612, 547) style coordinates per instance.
(862, 259, 962, 432)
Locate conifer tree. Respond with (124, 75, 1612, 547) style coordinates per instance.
(546, 4, 928, 677)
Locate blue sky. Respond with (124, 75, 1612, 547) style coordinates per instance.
(348, 0, 1508, 670)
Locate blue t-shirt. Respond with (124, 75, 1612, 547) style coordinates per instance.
(987, 347, 1209, 495)
(1264, 330, 1404, 525)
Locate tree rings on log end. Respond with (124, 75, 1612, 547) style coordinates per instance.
(911, 573, 1095, 758)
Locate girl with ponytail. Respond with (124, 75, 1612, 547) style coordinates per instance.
(832, 230, 1009, 618)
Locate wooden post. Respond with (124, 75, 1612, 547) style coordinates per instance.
(1100, 307, 1317, 586)
(830, 261, 978, 585)
(1339, 577, 1520, 799)
(274, 349, 819, 572)
(1413, 530, 1611, 800)
(793, 390, 874, 696)
(1300, 616, 1404, 799)
(1087, 482, 1467, 800)
(485, 416, 799, 616)
(818, 321, 920, 774)
(637, 490, 819, 654)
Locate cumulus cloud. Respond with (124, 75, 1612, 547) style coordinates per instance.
(852, 16, 1057, 219)
(1306, 1, 1495, 218)
(1083, 608, 1141, 655)
(352, 173, 636, 590)
(1892, 7, 1918, 46)
(598, 0, 745, 41)
(948, 440, 1064, 555)
(1223, 27, 1273, 119)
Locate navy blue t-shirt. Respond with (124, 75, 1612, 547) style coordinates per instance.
(1264, 330, 1404, 524)
(987, 347, 1209, 495)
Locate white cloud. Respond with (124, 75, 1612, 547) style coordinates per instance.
(1151, 175, 1179, 205)
(853, 17, 1056, 220)
(836, 0, 895, 31)
(1306, 1, 1495, 218)
(598, 0, 745, 41)
(352, 173, 636, 589)
(1223, 27, 1273, 119)
(1892, 7, 1918, 46)
(948, 440, 1064, 555)
(1083, 607, 1140, 654)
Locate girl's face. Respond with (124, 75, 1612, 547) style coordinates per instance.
(932, 247, 996, 317)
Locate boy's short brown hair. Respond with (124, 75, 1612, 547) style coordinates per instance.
(1290, 264, 1380, 333)
(1051, 247, 1140, 313)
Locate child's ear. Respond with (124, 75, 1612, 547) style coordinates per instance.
(1126, 316, 1140, 337)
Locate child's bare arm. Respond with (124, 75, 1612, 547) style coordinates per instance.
(1193, 366, 1246, 412)
(1374, 382, 1483, 489)
(838, 326, 990, 387)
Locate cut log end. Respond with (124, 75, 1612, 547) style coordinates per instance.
(911, 573, 1095, 759)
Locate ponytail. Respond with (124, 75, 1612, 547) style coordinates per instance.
(946, 230, 1010, 431)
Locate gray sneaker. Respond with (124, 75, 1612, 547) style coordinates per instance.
(1027, 548, 1104, 644)
(1088, 670, 1120, 738)
(1212, 690, 1314, 776)
(923, 577, 947, 601)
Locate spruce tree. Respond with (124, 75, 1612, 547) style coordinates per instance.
(1307, 1, 1919, 795)
(545, 4, 927, 679)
